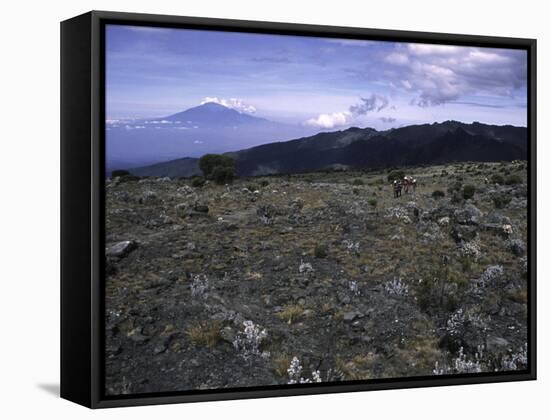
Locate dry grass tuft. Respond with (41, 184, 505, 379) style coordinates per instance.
(187, 321, 222, 348)
(276, 304, 305, 325)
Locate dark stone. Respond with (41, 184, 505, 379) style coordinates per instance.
(194, 204, 209, 213)
(343, 311, 363, 322)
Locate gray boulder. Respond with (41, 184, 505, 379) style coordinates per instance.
(106, 240, 137, 258)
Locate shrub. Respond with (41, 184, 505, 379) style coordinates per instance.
(111, 169, 131, 178)
(451, 192, 463, 204)
(432, 190, 445, 199)
(232, 320, 268, 360)
(416, 258, 462, 313)
(190, 176, 205, 188)
(447, 181, 462, 194)
(259, 179, 269, 187)
(491, 173, 505, 184)
(352, 178, 364, 186)
(493, 195, 512, 209)
(352, 188, 359, 195)
(387, 170, 405, 183)
(314, 243, 329, 258)
(246, 183, 258, 192)
(462, 184, 476, 200)
(199, 154, 235, 182)
(368, 198, 378, 208)
(504, 174, 522, 185)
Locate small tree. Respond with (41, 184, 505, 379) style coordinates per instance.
(387, 170, 405, 183)
(211, 166, 234, 185)
(199, 154, 236, 184)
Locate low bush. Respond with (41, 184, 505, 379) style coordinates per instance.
(314, 243, 329, 258)
(447, 181, 462, 194)
(493, 195, 512, 209)
(432, 190, 445, 199)
(504, 174, 522, 185)
(462, 184, 476, 200)
(191, 176, 205, 188)
(491, 173, 505, 184)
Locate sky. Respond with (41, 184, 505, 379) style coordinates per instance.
(106, 24, 528, 129)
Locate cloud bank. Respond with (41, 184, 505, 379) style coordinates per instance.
(200, 97, 257, 114)
(305, 94, 392, 129)
(385, 44, 527, 107)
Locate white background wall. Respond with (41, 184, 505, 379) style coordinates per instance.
(0, 0, 547, 418)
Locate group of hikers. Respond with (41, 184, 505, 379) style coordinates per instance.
(393, 176, 417, 198)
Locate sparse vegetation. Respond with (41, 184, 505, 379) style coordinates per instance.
(106, 160, 528, 393)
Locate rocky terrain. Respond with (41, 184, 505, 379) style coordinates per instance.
(104, 161, 529, 395)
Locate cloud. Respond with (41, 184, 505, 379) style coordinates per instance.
(381, 44, 527, 107)
(252, 56, 292, 63)
(125, 25, 170, 34)
(385, 52, 409, 66)
(200, 97, 257, 114)
(325, 39, 377, 48)
(305, 94, 391, 129)
(349, 94, 390, 115)
(379, 116, 396, 124)
(305, 111, 352, 129)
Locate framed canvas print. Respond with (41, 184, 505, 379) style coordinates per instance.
(60, 11, 536, 408)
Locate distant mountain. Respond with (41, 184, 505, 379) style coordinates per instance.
(126, 120, 527, 178)
(106, 103, 317, 173)
(163, 102, 270, 126)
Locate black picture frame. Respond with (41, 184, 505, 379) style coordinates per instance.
(60, 10, 537, 409)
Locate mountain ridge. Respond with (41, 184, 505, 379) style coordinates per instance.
(127, 120, 527, 178)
